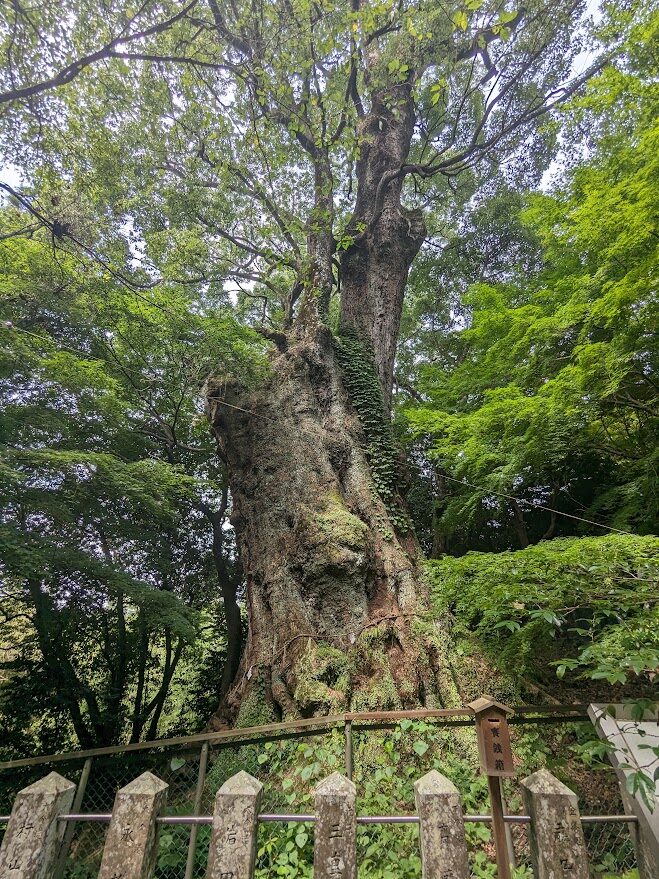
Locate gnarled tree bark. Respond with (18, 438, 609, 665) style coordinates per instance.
(193, 0, 595, 724)
(207, 325, 460, 724)
(339, 83, 426, 410)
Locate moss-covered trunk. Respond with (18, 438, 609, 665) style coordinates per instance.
(206, 324, 460, 725)
(202, 79, 469, 725)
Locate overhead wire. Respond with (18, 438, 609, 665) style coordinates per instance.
(0, 181, 192, 318)
(3, 325, 636, 538)
(437, 473, 633, 536)
(201, 393, 638, 537)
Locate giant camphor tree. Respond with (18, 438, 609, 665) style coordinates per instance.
(0, 0, 629, 724)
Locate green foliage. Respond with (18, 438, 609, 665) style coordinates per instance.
(0, 203, 265, 753)
(236, 671, 277, 728)
(209, 726, 498, 878)
(400, 7, 659, 551)
(0, 0, 656, 798)
(202, 717, 631, 877)
(427, 535, 659, 686)
(334, 331, 410, 532)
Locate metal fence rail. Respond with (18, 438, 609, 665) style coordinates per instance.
(0, 811, 640, 825)
(0, 810, 640, 878)
(1, 704, 626, 879)
(0, 704, 589, 771)
(0, 811, 636, 825)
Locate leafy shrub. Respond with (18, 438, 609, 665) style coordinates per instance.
(427, 535, 659, 685)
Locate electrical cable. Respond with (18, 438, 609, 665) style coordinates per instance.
(2, 324, 638, 538)
(438, 473, 633, 536)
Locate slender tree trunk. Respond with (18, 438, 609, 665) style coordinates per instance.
(129, 612, 148, 743)
(28, 578, 97, 746)
(199, 490, 244, 704)
(97, 525, 128, 742)
(511, 501, 530, 549)
(207, 506, 243, 700)
(146, 630, 184, 740)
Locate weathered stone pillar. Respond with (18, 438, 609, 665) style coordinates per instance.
(206, 770, 263, 879)
(0, 771, 76, 879)
(98, 771, 168, 879)
(314, 772, 357, 879)
(521, 768, 589, 879)
(414, 770, 469, 878)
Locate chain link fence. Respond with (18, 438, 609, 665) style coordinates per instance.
(59, 748, 206, 879)
(63, 752, 159, 878)
(155, 748, 207, 879)
(585, 820, 638, 875)
(0, 758, 86, 855)
(507, 820, 638, 877)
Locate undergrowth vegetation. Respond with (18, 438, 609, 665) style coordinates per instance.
(192, 719, 636, 879)
(428, 535, 659, 689)
(0, 4, 656, 876)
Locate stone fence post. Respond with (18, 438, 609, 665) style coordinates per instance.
(0, 771, 76, 879)
(414, 769, 470, 879)
(521, 768, 589, 879)
(206, 770, 263, 879)
(97, 771, 168, 879)
(314, 772, 357, 879)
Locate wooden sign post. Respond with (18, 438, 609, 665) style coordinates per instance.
(469, 696, 516, 879)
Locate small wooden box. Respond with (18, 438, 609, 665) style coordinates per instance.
(469, 696, 516, 778)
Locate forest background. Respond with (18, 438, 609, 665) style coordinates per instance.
(0, 0, 657, 767)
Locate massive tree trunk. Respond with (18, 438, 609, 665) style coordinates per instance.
(207, 325, 460, 725)
(205, 83, 461, 725)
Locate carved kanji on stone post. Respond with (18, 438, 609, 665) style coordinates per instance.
(521, 768, 590, 879)
(414, 770, 470, 879)
(97, 771, 168, 879)
(314, 772, 357, 879)
(0, 771, 76, 879)
(206, 770, 263, 879)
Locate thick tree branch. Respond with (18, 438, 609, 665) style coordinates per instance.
(0, 1, 199, 106)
